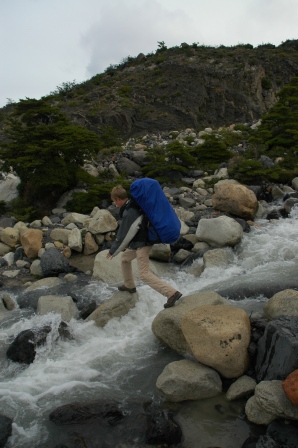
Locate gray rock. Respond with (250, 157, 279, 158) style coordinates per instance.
(254, 380, 298, 420)
(152, 291, 229, 356)
(226, 375, 256, 401)
(255, 316, 298, 382)
(156, 359, 222, 402)
(37, 295, 79, 321)
(116, 157, 141, 175)
(263, 289, 298, 320)
(85, 291, 139, 327)
(40, 247, 74, 276)
(196, 216, 243, 248)
(203, 247, 234, 269)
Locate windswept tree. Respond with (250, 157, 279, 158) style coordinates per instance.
(0, 98, 100, 210)
(250, 77, 298, 168)
(142, 140, 197, 183)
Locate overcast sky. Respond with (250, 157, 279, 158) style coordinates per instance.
(1, 0, 297, 108)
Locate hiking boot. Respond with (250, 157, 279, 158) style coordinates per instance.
(164, 291, 182, 308)
(118, 285, 137, 293)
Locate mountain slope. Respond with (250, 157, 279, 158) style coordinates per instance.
(2, 40, 298, 139)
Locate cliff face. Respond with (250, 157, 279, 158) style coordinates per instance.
(2, 40, 298, 138)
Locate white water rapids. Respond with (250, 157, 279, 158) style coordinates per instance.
(1, 205, 298, 447)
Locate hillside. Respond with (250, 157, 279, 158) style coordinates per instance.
(2, 40, 298, 139)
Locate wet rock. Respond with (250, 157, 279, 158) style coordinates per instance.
(85, 291, 139, 328)
(283, 197, 298, 215)
(79, 301, 97, 320)
(49, 399, 124, 425)
(267, 420, 298, 448)
(37, 295, 79, 322)
(144, 403, 182, 445)
(266, 209, 282, 220)
(170, 236, 194, 252)
(50, 400, 182, 448)
(6, 326, 51, 364)
(0, 414, 12, 448)
(6, 322, 71, 364)
(255, 316, 298, 381)
(156, 359, 222, 402)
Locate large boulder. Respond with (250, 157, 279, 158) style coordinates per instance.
(245, 380, 298, 425)
(196, 216, 243, 248)
(92, 249, 157, 285)
(263, 289, 298, 320)
(156, 359, 222, 402)
(203, 247, 234, 269)
(68, 227, 83, 252)
(181, 304, 251, 378)
(83, 232, 99, 255)
(61, 212, 90, 226)
(49, 399, 182, 447)
(86, 209, 118, 235)
(49, 399, 124, 425)
(255, 316, 298, 382)
(85, 291, 139, 327)
(6, 326, 51, 364)
(0, 227, 20, 248)
(20, 228, 43, 259)
(212, 183, 258, 219)
(149, 243, 171, 262)
(40, 247, 73, 276)
(116, 157, 141, 175)
(152, 291, 229, 356)
(37, 295, 79, 321)
(0, 173, 20, 202)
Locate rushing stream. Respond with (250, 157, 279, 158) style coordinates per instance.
(1, 205, 298, 447)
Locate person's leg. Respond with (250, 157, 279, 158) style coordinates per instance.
(121, 249, 137, 288)
(136, 246, 177, 298)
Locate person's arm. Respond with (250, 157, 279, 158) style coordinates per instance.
(107, 209, 143, 257)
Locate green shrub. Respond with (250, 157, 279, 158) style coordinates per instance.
(66, 180, 131, 213)
(191, 135, 232, 170)
(261, 77, 272, 90)
(142, 141, 197, 182)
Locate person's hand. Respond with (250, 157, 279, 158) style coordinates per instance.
(106, 252, 113, 260)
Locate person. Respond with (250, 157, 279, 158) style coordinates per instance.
(106, 184, 182, 308)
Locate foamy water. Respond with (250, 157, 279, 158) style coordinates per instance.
(1, 205, 298, 447)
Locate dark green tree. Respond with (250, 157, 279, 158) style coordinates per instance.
(0, 98, 100, 210)
(191, 134, 232, 171)
(142, 140, 197, 183)
(251, 77, 298, 167)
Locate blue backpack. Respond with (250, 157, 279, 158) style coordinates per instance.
(130, 178, 181, 244)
